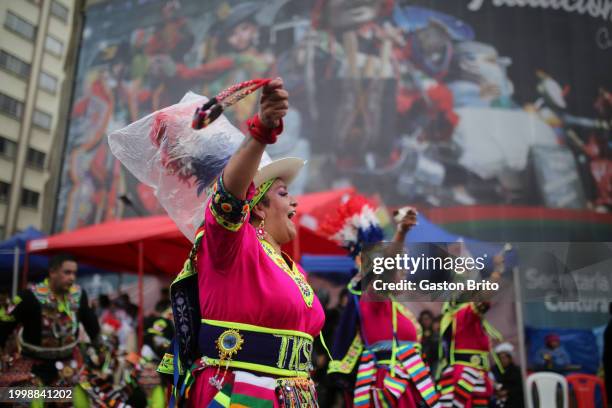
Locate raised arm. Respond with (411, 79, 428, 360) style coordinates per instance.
(392, 206, 418, 244)
(223, 78, 289, 199)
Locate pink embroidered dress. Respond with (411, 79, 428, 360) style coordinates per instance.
(186, 175, 325, 406)
(353, 298, 440, 408)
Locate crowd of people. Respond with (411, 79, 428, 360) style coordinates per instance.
(0, 78, 609, 408)
(0, 256, 177, 407)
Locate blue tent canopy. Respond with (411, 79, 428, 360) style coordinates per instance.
(407, 214, 505, 259)
(300, 255, 356, 284)
(0, 227, 49, 281)
(0, 226, 45, 250)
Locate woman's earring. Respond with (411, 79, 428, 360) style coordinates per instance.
(256, 219, 265, 240)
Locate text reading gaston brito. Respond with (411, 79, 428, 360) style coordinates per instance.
(370, 254, 500, 292)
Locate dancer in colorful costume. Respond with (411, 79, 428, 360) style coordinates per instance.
(325, 201, 441, 408)
(437, 301, 503, 408)
(109, 77, 324, 407)
(139, 304, 174, 407)
(74, 329, 148, 408)
(0, 254, 100, 391)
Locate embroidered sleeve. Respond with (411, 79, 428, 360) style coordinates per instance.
(208, 174, 254, 232)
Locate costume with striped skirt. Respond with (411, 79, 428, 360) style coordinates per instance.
(351, 300, 441, 408)
(437, 303, 501, 408)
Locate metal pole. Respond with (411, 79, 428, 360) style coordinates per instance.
(138, 241, 144, 350)
(513, 266, 529, 404)
(12, 246, 19, 298)
(20, 248, 30, 290)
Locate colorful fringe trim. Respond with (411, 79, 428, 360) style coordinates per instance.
(397, 345, 439, 407)
(276, 377, 319, 407)
(207, 370, 318, 408)
(438, 365, 491, 408)
(354, 350, 376, 407)
(353, 344, 440, 408)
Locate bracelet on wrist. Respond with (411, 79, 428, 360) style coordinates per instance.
(246, 114, 283, 144)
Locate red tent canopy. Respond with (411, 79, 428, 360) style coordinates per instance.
(27, 215, 191, 276)
(27, 187, 357, 276)
(295, 187, 355, 220)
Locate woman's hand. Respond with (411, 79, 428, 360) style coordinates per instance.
(392, 206, 417, 244)
(222, 78, 289, 199)
(259, 77, 289, 128)
(395, 206, 418, 234)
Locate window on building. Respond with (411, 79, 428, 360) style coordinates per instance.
(26, 147, 45, 169)
(50, 1, 69, 22)
(0, 137, 17, 159)
(39, 71, 58, 93)
(0, 50, 31, 78)
(32, 109, 52, 130)
(21, 188, 39, 208)
(45, 35, 64, 57)
(4, 12, 36, 41)
(0, 181, 10, 202)
(0, 93, 24, 119)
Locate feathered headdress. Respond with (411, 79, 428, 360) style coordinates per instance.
(320, 193, 385, 258)
(324, 193, 388, 372)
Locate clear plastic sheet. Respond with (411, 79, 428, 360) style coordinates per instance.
(108, 92, 271, 241)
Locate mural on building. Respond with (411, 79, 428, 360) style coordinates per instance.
(55, 0, 612, 231)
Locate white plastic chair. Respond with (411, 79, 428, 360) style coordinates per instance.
(526, 372, 569, 408)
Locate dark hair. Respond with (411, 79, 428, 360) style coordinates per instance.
(126, 303, 138, 320)
(419, 309, 434, 321)
(99, 294, 111, 309)
(49, 253, 77, 271)
(155, 299, 171, 313)
(249, 194, 271, 225)
(259, 195, 270, 207)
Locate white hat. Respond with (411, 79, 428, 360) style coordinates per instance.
(494, 342, 514, 356)
(254, 157, 305, 188)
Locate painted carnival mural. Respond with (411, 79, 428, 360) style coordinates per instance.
(55, 0, 612, 231)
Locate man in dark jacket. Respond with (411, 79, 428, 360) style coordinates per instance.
(0, 253, 100, 387)
(492, 342, 525, 408)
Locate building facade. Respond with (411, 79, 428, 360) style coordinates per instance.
(0, 0, 83, 238)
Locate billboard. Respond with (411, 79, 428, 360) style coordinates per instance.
(54, 0, 612, 232)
